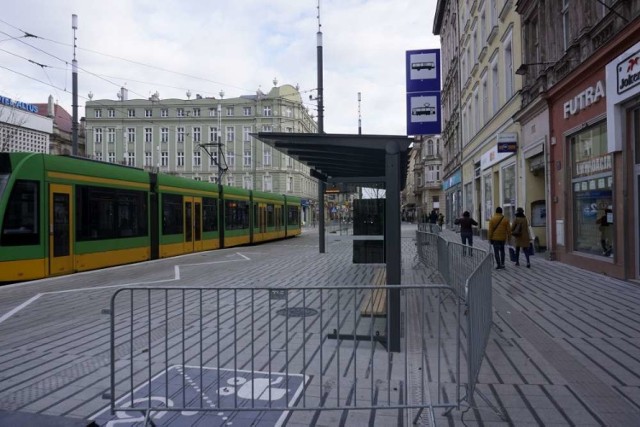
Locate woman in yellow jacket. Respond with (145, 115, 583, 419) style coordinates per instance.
(487, 207, 511, 269)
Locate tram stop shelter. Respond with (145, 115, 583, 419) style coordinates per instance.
(254, 132, 412, 351)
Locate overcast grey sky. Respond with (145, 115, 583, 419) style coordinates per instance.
(0, 0, 439, 135)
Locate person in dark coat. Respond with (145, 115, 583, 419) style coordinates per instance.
(454, 211, 478, 255)
(511, 207, 532, 268)
(428, 209, 438, 224)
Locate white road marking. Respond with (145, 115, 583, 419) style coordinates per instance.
(0, 252, 252, 325)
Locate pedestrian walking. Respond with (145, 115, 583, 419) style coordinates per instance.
(437, 212, 445, 228)
(487, 207, 511, 269)
(454, 211, 478, 255)
(511, 207, 532, 268)
(428, 209, 438, 224)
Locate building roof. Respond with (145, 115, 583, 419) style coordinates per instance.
(254, 132, 411, 188)
(33, 103, 73, 134)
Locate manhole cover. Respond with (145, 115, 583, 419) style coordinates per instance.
(276, 307, 319, 318)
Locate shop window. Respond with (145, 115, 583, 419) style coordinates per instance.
(570, 122, 613, 257)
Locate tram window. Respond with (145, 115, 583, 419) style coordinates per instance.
(266, 204, 274, 227)
(287, 206, 299, 225)
(162, 194, 183, 235)
(225, 199, 249, 230)
(1, 180, 39, 246)
(76, 186, 148, 240)
(202, 197, 218, 232)
(0, 174, 9, 202)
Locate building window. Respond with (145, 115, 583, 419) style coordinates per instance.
(501, 164, 516, 219)
(209, 149, 218, 166)
(209, 108, 216, 117)
(243, 126, 252, 142)
(95, 151, 103, 161)
(284, 106, 293, 118)
(243, 106, 252, 116)
(209, 126, 218, 142)
(127, 109, 135, 117)
(263, 175, 272, 192)
(107, 128, 116, 144)
(193, 151, 201, 167)
(226, 126, 235, 142)
(144, 151, 152, 166)
(226, 106, 234, 116)
(108, 109, 115, 118)
(145, 109, 152, 117)
(177, 151, 184, 167)
(562, 0, 570, 51)
(227, 151, 235, 168)
(491, 58, 499, 114)
(263, 105, 272, 116)
(262, 125, 272, 132)
(127, 128, 136, 143)
(144, 127, 152, 143)
(243, 142, 252, 167)
(504, 35, 514, 100)
(287, 156, 293, 168)
(126, 152, 135, 166)
(263, 146, 272, 166)
(161, 109, 168, 117)
(94, 109, 102, 118)
(243, 175, 253, 190)
(161, 127, 169, 143)
(94, 128, 103, 144)
(108, 152, 115, 163)
(483, 173, 493, 220)
(161, 151, 168, 166)
(481, 76, 488, 125)
(571, 122, 613, 257)
(193, 108, 200, 117)
(227, 175, 234, 187)
(177, 127, 185, 143)
(287, 176, 293, 192)
(193, 127, 201, 143)
(177, 108, 184, 117)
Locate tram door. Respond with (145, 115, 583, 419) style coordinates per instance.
(49, 184, 74, 275)
(259, 204, 267, 233)
(184, 197, 203, 252)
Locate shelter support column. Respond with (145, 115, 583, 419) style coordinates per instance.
(385, 140, 401, 352)
(319, 180, 325, 253)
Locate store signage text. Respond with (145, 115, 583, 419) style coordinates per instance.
(497, 133, 517, 153)
(617, 49, 640, 94)
(0, 95, 39, 114)
(575, 154, 612, 177)
(563, 80, 605, 119)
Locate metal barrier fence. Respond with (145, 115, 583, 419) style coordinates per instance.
(415, 228, 494, 409)
(103, 285, 462, 425)
(415, 230, 488, 299)
(465, 253, 494, 402)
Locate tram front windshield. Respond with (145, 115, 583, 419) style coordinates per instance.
(0, 174, 8, 202)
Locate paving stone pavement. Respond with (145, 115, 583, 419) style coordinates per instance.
(0, 223, 639, 426)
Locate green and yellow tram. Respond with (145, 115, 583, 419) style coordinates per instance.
(0, 153, 303, 282)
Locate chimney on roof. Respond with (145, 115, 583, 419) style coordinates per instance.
(120, 87, 128, 101)
(47, 95, 54, 117)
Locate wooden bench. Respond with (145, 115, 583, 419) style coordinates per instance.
(360, 267, 387, 317)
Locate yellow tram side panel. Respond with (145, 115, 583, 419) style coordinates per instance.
(0, 258, 48, 282)
(74, 247, 151, 272)
(252, 230, 284, 243)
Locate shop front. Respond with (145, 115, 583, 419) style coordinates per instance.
(548, 66, 624, 277)
(479, 145, 516, 236)
(442, 169, 461, 229)
(606, 39, 640, 280)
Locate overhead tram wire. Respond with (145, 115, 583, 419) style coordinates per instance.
(0, 19, 320, 107)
